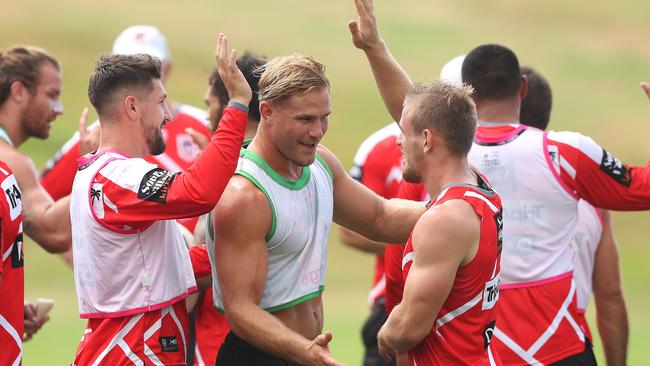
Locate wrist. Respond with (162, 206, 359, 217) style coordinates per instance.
(363, 39, 387, 55)
(228, 100, 250, 113)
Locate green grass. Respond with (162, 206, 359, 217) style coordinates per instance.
(3, 0, 650, 364)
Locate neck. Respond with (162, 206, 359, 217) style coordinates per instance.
(97, 119, 147, 158)
(421, 154, 475, 199)
(248, 127, 303, 180)
(475, 97, 520, 124)
(244, 120, 259, 140)
(0, 108, 28, 147)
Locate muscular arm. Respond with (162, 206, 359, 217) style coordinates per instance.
(592, 210, 628, 366)
(379, 200, 480, 353)
(6, 150, 70, 253)
(214, 177, 335, 365)
(338, 227, 385, 254)
(318, 146, 424, 244)
(349, 0, 413, 122)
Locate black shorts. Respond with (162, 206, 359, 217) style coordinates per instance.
(215, 331, 302, 366)
(361, 298, 396, 366)
(549, 339, 597, 366)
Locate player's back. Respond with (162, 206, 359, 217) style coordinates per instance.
(0, 160, 24, 365)
(402, 175, 503, 366)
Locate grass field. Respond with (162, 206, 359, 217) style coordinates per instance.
(2, 0, 650, 364)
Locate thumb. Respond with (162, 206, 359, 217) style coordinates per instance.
(315, 331, 333, 347)
(78, 107, 90, 137)
(348, 20, 362, 43)
(641, 82, 650, 98)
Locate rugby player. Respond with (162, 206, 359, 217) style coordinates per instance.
(69, 34, 249, 365)
(351, 0, 650, 362)
(0, 45, 72, 365)
(210, 54, 424, 365)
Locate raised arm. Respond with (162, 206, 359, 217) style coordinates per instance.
(319, 146, 424, 244)
(213, 177, 341, 366)
(592, 210, 628, 366)
(349, 0, 413, 122)
(377, 200, 480, 359)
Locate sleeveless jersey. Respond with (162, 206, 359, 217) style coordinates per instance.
(71, 151, 197, 318)
(209, 149, 334, 312)
(0, 160, 24, 366)
(469, 125, 585, 364)
(349, 123, 402, 304)
(402, 175, 503, 366)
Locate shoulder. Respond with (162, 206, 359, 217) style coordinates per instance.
(217, 175, 271, 221)
(96, 157, 164, 189)
(547, 130, 603, 163)
(0, 146, 38, 189)
(412, 199, 479, 252)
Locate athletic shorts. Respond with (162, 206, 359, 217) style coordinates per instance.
(72, 301, 189, 366)
(549, 339, 597, 366)
(362, 298, 395, 366)
(215, 331, 301, 366)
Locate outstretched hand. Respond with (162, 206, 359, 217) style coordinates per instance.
(641, 81, 650, 101)
(78, 107, 100, 156)
(306, 331, 346, 366)
(215, 33, 252, 107)
(349, 0, 383, 52)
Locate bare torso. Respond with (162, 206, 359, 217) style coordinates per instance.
(273, 295, 324, 340)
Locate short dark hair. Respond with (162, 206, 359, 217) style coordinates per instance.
(0, 46, 59, 105)
(520, 66, 552, 131)
(462, 44, 521, 101)
(209, 52, 266, 123)
(406, 81, 477, 156)
(88, 54, 161, 116)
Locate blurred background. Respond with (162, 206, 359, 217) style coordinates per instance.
(2, 0, 649, 364)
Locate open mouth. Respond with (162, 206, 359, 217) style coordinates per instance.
(299, 141, 317, 150)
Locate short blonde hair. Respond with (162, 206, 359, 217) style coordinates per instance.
(0, 46, 59, 105)
(257, 54, 329, 103)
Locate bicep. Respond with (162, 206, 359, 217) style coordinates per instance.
(213, 180, 272, 312)
(592, 211, 624, 299)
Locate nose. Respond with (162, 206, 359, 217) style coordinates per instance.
(163, 101, 172, 121)
(50, 98, 64, 115)
(396, 131, 403, 147)
(309, 120, 325, 140)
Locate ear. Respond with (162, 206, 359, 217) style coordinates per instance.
(422, 129, 434, 153)
(124, 95, 139, 121)
(9, 81, 28, 104)
(519, 74, 528, 99)
(260, 101, 273, 122)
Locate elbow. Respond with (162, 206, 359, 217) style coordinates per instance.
(37, 232, 72, 254)
(390, 327, 425, 352)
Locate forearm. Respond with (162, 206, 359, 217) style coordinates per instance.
(363, 43, 413, 122)
(227, 302, 313, 364)
(382, 303, 428, 352)
(23, 195, 71, 253)
(338, 226, 385, 253)
(596, 295, 629, 366)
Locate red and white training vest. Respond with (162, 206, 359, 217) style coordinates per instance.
(469, 125, 586, 364)
(70, 151, 196, 318)
(402, 175, 503, 366)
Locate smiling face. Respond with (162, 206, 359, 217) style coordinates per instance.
(20, 62, 63, 139)
(137, 78, 171, 155)
(397, 99, 425, 183)
(264, 87, 331, 167)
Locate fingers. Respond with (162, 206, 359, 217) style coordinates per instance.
(24, 302, 37, 320)
(78, 107, 90, 138)
(314, 331, 333, 347)
(185, 128, 209, 151)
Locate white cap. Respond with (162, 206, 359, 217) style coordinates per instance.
(112, 25, 170, 62)
(439, 54, 466, 86)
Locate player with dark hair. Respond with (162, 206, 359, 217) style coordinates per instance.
(69, 35, 250, 365)
(519, 66, 552, 130)
(187, 51, 267, 366)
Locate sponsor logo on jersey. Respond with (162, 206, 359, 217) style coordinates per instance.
(481, 275, 500, 310)
(11, 232, 23, 268)
(138, 168, 176, 204)
(159, 336, 179, 352)
(482, 320, 496, 349)
(600, 150, 631, 187)
(1, 174, 22, 220)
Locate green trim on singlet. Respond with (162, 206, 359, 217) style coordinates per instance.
(214, 286, 326, 314)
(0, 125, 13, 146)
(240, 149, 310, 190)
(234, 169, 277, 242)
(314, 154, 333, 183)
(206, 212, 214, 241)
